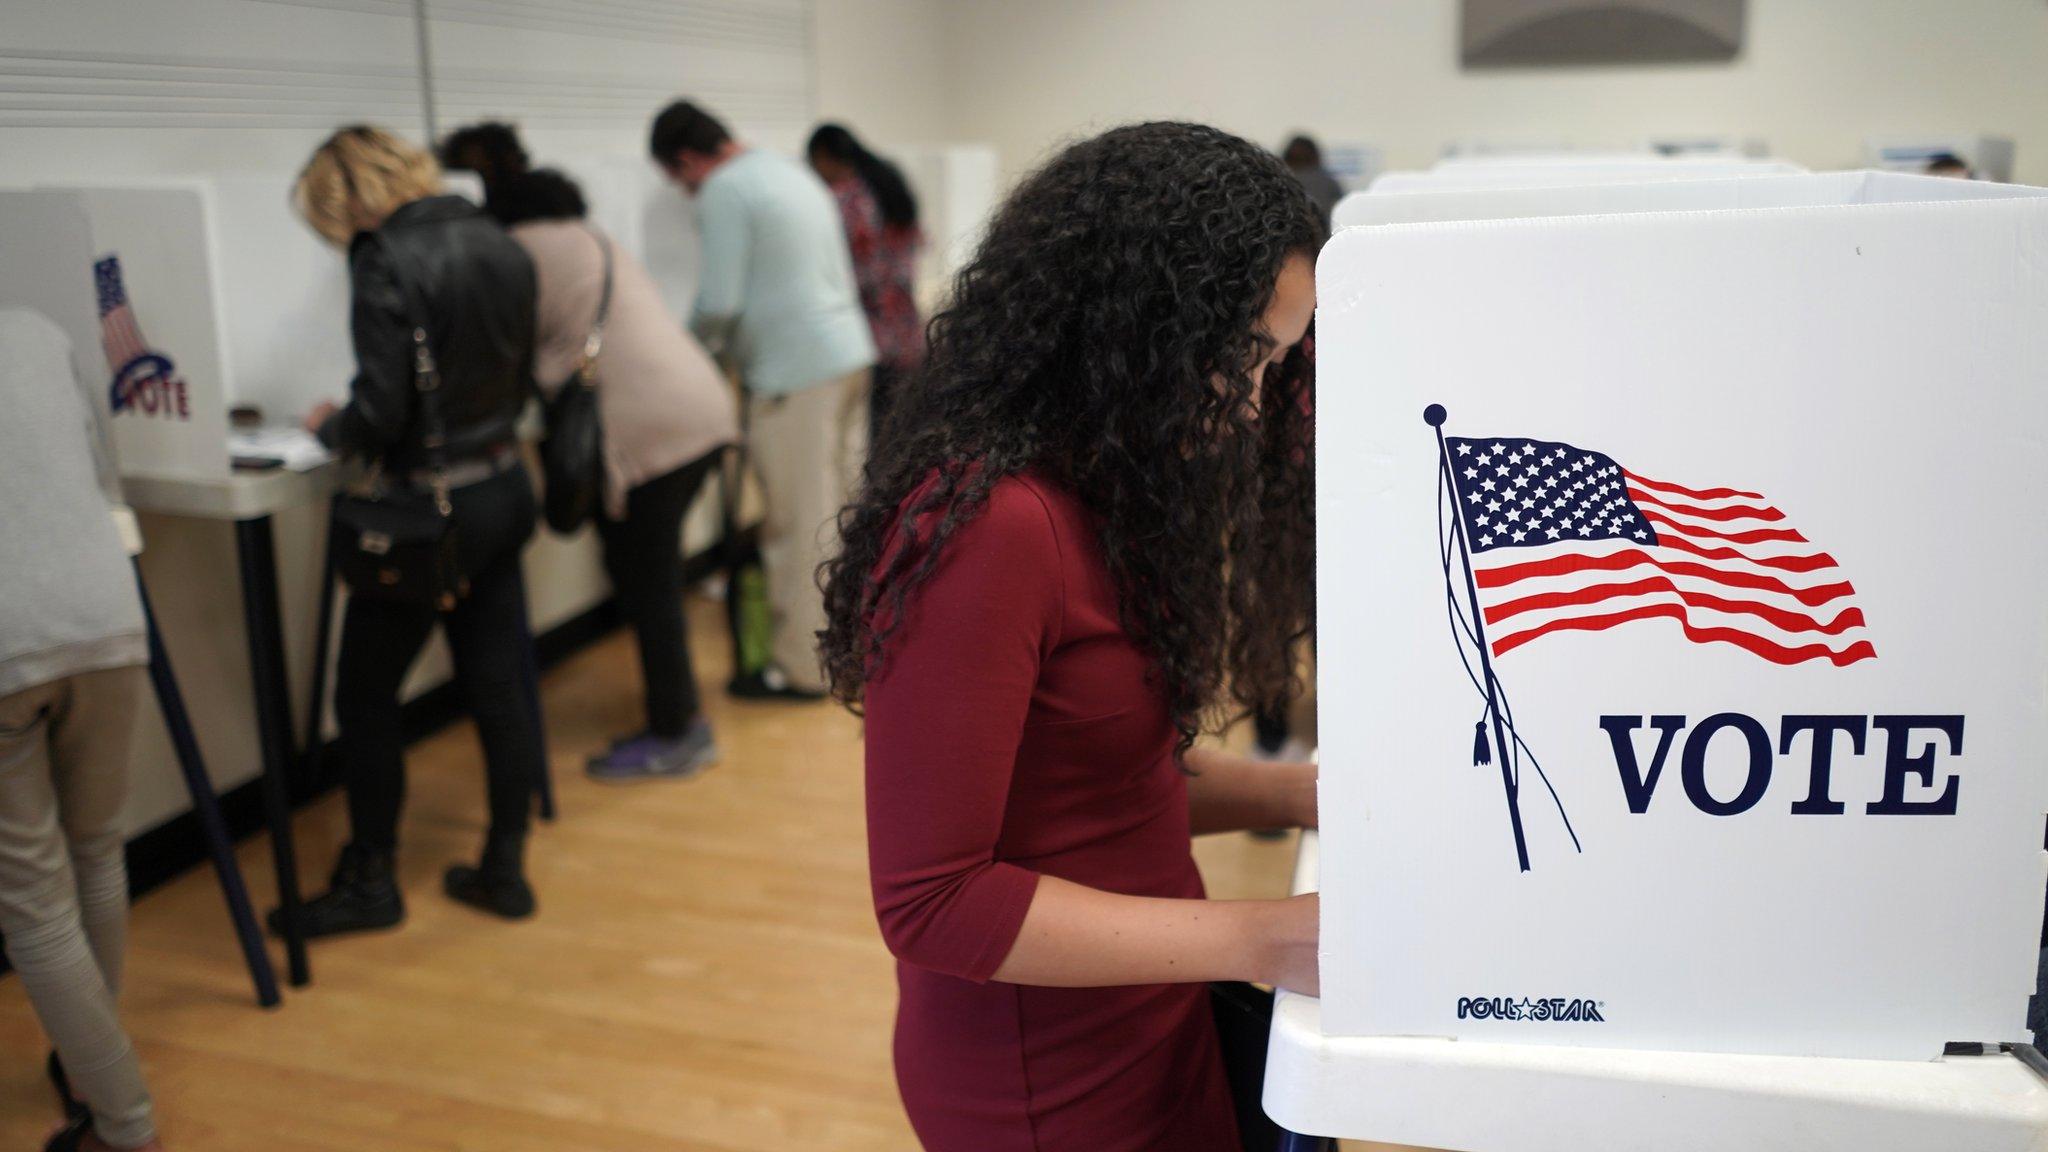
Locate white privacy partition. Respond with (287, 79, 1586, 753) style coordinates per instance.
(1313, 173, 2048, 1060)
(1334, 169, 2046, 230)
(1863, 135, 2017, 183)
(47, 176, 396, 468)
(208, 174, 354, 423)
(1368, 154, 1804, 196)
(1280, 162, 2048, 1150)
(900, 144, 1001, 305)
(49, 183, 236, 481)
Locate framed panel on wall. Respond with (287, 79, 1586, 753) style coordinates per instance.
(1461, 0, 1745, 67)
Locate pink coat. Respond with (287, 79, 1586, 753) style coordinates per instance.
(514, 220, 739, 519)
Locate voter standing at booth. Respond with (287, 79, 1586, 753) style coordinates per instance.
(818, 122, 1321, 1152)
(0, 310, 166, 1152)
(285, 126, 547, 937)
(806, 122, 925, 446)
(486, 168, 741, 781)
(650, 99, 876, 701)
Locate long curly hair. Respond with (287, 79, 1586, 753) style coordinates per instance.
(819, 122, 1321, 754)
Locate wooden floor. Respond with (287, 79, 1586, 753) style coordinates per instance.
(0, 598, 1406, 1150)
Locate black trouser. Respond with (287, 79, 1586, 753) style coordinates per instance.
(1253, 708, 1289, 754)
(596, 450, 719, 737)
(870, 361, 903, 456)
(336, 463, 541, 853)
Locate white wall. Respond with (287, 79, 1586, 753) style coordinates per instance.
(0, 0, 424, 182)
(813, 0, 953, 148)
(939, 0, 2048, 186)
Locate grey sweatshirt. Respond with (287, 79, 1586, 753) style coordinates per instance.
(0, 309, 146, 699)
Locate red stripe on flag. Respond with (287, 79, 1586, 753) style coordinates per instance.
(1641, 508, 1808, 545)
(1483, 574, 1867, 635)
(1621, 470, 1763, 502)
(1651, 531, 1840, 574)
(1491, 602, 1877, 665)
(1475, 548, 1857, 608)
(1626, 488, 1786, 523)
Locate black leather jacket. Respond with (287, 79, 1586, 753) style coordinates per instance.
(317, 196, 537, 473)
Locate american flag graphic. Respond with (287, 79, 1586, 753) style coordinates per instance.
(1445, 434, 1876, 667)
(95, 255, 152, 377)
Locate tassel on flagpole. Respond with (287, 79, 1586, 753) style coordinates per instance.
(1473, 719, 1491, 766)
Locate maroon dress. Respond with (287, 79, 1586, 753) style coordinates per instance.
(864, 473, 1240, 1152)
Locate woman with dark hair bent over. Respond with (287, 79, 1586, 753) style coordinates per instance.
(820, 122, 1322, 1152)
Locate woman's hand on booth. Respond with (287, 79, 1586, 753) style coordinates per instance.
(1283, 763, 1317, 831)
(1258, 892, 1321, 997)
(986, 876, 1321, 997)
(1184, 747, 1317, 835)
(303, 399, 339, 435)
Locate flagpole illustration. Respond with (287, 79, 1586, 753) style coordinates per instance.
(1426, 403, 1532, 873)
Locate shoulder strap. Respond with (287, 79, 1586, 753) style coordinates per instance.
(579, 225, 615, 379)
(373, 231, 453, 513)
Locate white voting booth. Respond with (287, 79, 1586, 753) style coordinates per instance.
(1863, 135, 2017, 183)
(898, 144, 1001, 309)
(1335, 167, 2043, 231)
(29, 164, 702, 453)
(1274, 170, 2048, 1149)
(1369, 153, 1804, 196)
(2, 184, 241, 481)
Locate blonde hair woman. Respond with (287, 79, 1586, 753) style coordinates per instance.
(281, 125, 547, 940)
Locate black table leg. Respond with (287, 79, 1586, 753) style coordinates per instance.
(234, 515, 310, 987)
(1277, 1132, 1334, 1152)
(135, 565, 281, 1009)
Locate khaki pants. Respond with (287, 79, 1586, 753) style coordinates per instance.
(0, 666, 155, 1147)
(748, 368, 870, 693)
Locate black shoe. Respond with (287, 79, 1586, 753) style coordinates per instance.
(267, 842, 405, 940)
(47, 1051, 86, 1123)
(444, 832, 536, 920)
(728, 664, 826, 702)
(43, 1114, 90, 1152)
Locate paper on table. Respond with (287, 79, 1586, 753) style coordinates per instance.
(227, 426, 332, 472)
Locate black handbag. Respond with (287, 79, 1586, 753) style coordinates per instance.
(329, 239, 467, 610)
(538, 226, 614, 534)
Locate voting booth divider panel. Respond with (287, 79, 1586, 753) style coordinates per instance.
(1315, 171, 2048, 1061)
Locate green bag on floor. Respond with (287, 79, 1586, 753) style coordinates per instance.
(730, 562, 772, 679)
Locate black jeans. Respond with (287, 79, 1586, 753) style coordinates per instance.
(1253, 708, 1290, 754)
(870, 361, 907, 458)
(335, 463, 541, 853)
(596, 450, 720, 737)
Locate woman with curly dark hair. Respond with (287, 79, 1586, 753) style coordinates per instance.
(820, 122, 1321, 1151)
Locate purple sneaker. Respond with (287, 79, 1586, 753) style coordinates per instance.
(586, 721, 719, 782)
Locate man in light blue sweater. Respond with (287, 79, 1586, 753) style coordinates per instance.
(652, 100, 876, 700)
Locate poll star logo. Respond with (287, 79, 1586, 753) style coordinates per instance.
(1456, 996, 1605, 1023)
(1421, 404, 1939, 875)
(95, 255, 191, 421)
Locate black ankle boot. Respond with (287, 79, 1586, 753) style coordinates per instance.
(268, 842, 405, 940)
(444, 832, 536, 920)
(42, 1114, 91, 1152)
(47, 1050, 86, 1122)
